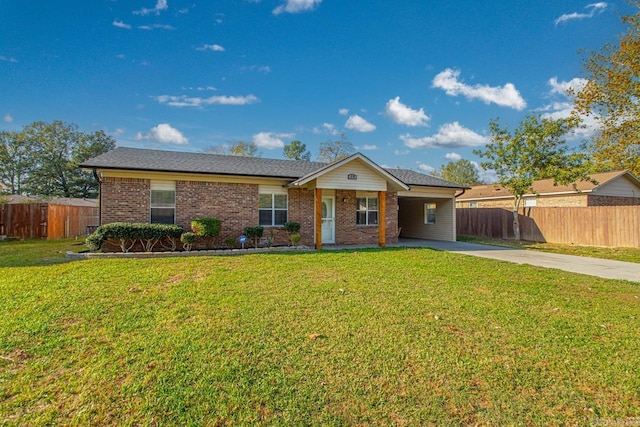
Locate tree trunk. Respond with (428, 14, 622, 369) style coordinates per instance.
(512, 209, 520, 241)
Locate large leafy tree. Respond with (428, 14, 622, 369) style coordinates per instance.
(572, 2, 640, 176)
(22, 121, 116, 198)
(283, 140, 311, 161)
(474, 114, 592, 240)
(0, 130, 33, 194)
(317, 133, 354, 163)
(436, 159, 482, 186)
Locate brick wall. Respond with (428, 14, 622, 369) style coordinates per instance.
(288, 187, 315, 246)
(176, 181, 259, 241)
(334, 190, 398, 245)
(588, 195, 640, 206)
(100, 177, 150, 224)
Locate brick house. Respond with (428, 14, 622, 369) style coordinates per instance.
(456, 171, 640, 210)
(81, 147, 467, 249)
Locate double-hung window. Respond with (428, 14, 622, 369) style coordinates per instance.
(259, 193, 288, 226)
(424, 202, 436, 224)
(356, 197, 378, 225)
(150, 181, 176, 224)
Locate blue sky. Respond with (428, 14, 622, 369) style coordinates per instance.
(0, 1, 630, 180)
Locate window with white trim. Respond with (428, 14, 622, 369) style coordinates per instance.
(523, 198, 537, 207)
(424, 202, 436, 224)
(150, 181, 176, 224)
(259, 193, 288, 226)
(356, 197, 378, 225)
(469, 201, 478, 208)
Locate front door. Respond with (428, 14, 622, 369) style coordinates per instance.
(321, 196, 335, 244)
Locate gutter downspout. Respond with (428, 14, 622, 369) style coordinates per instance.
(92, 168, 102, 225)
(454, 189, 466, 198)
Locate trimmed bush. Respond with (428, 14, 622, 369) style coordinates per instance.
(290, 232, 301, 247)
(243, 226, 264, 249)
(180, 232, 196, 252)
(191, 218, 222, 237)
(85, 222, 184, 253)
(283, 221, 301, 234)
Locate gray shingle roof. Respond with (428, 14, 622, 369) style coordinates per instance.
(81, 147, 466, 189)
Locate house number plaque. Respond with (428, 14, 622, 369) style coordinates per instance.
(347, 174, 357, 180)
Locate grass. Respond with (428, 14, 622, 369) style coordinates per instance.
(458, 235, 640, 264)
(1, 240, 639, 425)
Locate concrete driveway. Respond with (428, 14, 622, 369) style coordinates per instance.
(394, 238, 640, 283)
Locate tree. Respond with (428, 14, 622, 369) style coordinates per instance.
(22, 121, 116, 198)
(205, 141, 260, 157)
(572, 2, 640, 176)
(436, 159, 482, 186)
(474, 114, 592, 240)
(317, 133, 354, 163)
(0, 130, 33, 194)
(283, 140, 311, 161)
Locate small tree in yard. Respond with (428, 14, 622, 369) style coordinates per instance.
(474, 114, 593, 241)
(243, 226, 264, 249)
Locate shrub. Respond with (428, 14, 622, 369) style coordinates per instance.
(290, 232, 301, 247)
(284, 222, 301, 234)
(243, 226, 264, 249)
(86, 222, 184, 253)
(191, 218, 222, 237)
(180, 232, 196, 252)
(158, 224, 184, 252)
(224, 237, 237, 249)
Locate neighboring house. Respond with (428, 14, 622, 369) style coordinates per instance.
(80, 147, 467, 248)
(456, 171, 640, 210)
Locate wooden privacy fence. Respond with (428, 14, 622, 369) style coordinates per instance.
(0, 203, 99, 240)
(457, 206, 640, 248)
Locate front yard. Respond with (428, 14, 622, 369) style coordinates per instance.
(1, 239, 639, 425)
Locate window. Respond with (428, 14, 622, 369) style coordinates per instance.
(523, 198, 537, 207)
(424, 203, 436, 224)
(469, 201, 478, 208)
(356, 197, 378, 225)
(150, 181, 175, 224)
(259, 193, 288, 226)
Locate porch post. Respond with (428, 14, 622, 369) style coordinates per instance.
(378, 190, 386, 247)
(315, 188, 323, 250)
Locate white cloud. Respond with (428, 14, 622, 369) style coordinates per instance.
(385, 97, 430, 127)
(252, 132, 293, 149)
(345, 115, 376, 133)
(138, 24, 175, 30)
(394, 149, 409, 155)
(432, 68, 526, 110)
(548, 76, 587, 96)
(135, 123, 188, 145)
(358, 144, 378, 151)
(156, 94, 259, 107)
(338, 108, 349, 116)
(417, 163, 436, 174)
(540, 77, 599, 139)
(444, 152, 462, 161)
(401, 122, 489, 149)
(3, 113, 13, 123)
(134, 0, 168, 16)
(196, 44, 225, 52)
(0, 56, 18, 63)
(323, 123, 339, 135)
(112, 20, 132, 29)
(471, 161, 498, 184)
(273, 0, 322, 15)
(555, 2, 608, 26)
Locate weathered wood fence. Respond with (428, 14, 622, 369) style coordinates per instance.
(0, 203, 99, 239)
(456, 206, 640, 248)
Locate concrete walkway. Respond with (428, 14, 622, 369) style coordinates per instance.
(327, 238, 640, 283)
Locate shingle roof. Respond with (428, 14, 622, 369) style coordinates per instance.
(457, 171, 634, 200)
(81, 147, 466, 189)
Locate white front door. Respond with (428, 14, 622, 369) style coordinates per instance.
(321, 196, 335, 244)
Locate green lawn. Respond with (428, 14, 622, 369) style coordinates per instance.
(458, 235, 640, 264)
(1, 240, 639, 425)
